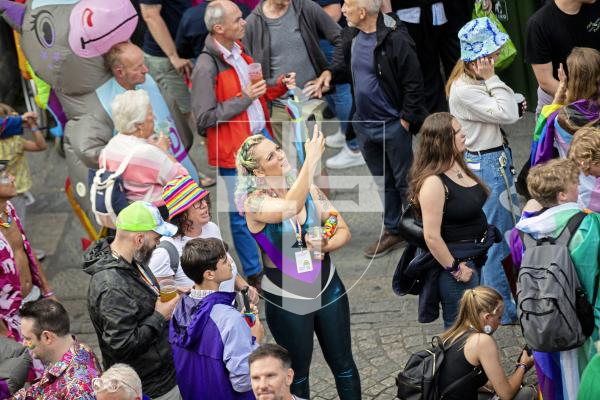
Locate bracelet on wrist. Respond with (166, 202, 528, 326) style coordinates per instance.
(516, 363, 529, 372)
(42, 291, 55, 298)
(30, 126, 39, 132)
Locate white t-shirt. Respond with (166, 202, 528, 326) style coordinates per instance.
(148, 221, 238, 292)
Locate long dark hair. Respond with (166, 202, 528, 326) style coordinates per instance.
(408, 112, 488, 213)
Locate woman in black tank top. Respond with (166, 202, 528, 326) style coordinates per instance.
(408, 112, 490, 327)
(437, 286, 536, 400)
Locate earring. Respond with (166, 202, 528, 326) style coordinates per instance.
(483, 324, 493, 334)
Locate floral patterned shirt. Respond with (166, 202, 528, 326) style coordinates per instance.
(12, 339, 101, 400)
(0, 201, 42, 341)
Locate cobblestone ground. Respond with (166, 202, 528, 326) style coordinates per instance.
(26, 113, 537, 399)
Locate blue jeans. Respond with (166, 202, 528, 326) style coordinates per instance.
(465, 148, 519, 324)
(319, 39, 359, 151)
(352, 119, 413, 234)
(438, 265, 480, 329)
(218, 167, 262, 277)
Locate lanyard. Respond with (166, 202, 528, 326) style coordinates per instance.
(136, 263, 159, 295)
(287, 216, 303, 248)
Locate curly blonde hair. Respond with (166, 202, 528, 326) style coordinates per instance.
(569, 127, 600, 175)
(527, 159, 580, 207)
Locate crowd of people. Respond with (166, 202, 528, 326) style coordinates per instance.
(0, 0, 600, 399)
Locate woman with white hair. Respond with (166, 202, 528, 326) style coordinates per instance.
(101, 89, 189, 212)
(93, 363, 143, 400)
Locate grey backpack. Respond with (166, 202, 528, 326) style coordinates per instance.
(517, 212, 595, 352)
(157, 241, 180, 274)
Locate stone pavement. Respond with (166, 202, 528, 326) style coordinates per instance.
(24, 112, 538, 399)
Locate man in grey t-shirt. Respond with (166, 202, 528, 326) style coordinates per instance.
(244, 0, 343, 150)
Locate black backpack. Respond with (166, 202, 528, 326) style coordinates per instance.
(396, 336, 481, 400)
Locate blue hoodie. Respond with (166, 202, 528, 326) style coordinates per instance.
(169, 292, 257, 400)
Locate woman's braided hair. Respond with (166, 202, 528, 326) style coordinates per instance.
(234, 134, 297, 214)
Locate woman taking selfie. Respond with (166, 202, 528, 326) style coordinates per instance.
(437, 286, 536, 400)
(234, 128, 360, 399)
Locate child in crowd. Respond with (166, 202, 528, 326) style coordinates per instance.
(0, 104, 48, 229)
(568, 127, 600, 212)
(169, 238, 264, 400)
(510, 159, 600, 399)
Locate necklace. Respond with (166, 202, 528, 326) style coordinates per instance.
(0, 207, 12, 228)
(453, 168, 464, 179)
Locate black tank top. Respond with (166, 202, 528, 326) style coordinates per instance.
(439, 174, 487, 242)
(437, 334, 488, 400)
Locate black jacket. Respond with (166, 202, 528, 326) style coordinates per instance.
(243, 0, 343, 83)
(83, 238, 176, 398)
(329, 13, 428, 134)
(393, 225, 502, 323)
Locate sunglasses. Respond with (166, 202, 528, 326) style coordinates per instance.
(92, 377, 139, 395)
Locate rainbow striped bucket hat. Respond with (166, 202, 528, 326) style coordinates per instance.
(162, 175, 209, 220)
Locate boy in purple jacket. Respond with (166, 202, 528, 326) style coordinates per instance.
(169, 238, 264, 399)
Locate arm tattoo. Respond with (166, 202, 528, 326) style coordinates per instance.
(247, 193, 266, 213)
(316, 188, 332, 211)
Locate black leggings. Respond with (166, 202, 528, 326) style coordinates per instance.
(263, 271, 361, 399)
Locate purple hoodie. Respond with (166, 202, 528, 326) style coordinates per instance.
(169, 292, 256, 400)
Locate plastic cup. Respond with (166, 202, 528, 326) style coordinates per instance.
(248, 63, 263, 85)
(307, 226, 324, 259)
(159, 279, 177, 302)
(514, 93, 525, 118)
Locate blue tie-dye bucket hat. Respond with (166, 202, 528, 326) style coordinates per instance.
(458, 17, 509, 62)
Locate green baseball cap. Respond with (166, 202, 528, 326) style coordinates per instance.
(115, 201, 177, 237)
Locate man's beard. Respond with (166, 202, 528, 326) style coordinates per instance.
(133, 238, 155, 266)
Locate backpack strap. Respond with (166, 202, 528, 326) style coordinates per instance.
(522, 211, 586, 248)
(157, 241, 180, 275)
(555, 211, 586, 246)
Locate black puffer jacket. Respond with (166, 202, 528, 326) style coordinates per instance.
(83, 238, 176, 398)
(329, 13, 428, 134)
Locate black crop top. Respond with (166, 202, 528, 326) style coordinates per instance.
(439, 174, 487, 242)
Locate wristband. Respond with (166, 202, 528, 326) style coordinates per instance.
(30, 127, 39, 132)
(42, 291, 55, 298)
(516, 363, 529, 372)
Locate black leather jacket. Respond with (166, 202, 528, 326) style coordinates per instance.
(83, 238, 176, 398)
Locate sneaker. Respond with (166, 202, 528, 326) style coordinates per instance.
(326, 145, 366, 169)
(363, 230, 405, 258)
(325, 131, 346, 149)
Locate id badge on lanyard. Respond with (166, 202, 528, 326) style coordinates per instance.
(289, 216, 313, 274)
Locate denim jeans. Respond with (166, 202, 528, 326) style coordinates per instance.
(465, 148, 519, 324)
(352, 119, 413, 234)
(217, 167, 262, 277)
(319, 39, 359, 151)
(438, 265, 480, 329)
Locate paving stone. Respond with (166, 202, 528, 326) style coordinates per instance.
(27, 112, 538, 398)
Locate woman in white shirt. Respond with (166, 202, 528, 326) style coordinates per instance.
(446, 17, 520, 325)
(148, 175, 258, 302)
